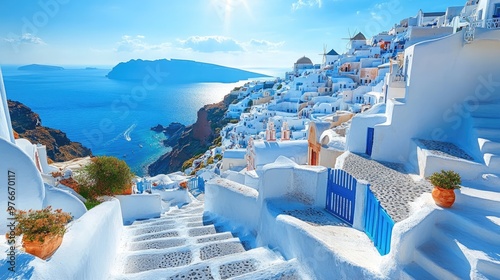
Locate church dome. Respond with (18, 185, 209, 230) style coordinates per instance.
(296, 56, 313, 65)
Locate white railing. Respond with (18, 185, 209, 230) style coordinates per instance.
(485, 18, 500, 29)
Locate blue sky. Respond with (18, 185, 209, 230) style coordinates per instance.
(0, 0, 467, 70)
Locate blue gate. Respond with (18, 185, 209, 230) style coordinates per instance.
(366, 127, 374, 156)
(187, 176, 205, 196)
(364, 187, 395, 255)
(325, 169, 357, 225)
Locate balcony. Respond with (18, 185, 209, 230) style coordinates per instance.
(485, 18, 500, 29)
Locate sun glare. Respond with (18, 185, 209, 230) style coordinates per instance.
(210, 0, 252, 31)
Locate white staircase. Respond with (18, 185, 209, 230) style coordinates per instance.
(109, 201, 311, 280)
(402, 189, 500, 279)
(471, 100, 500, 175)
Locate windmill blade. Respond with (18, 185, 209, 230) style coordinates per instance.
(323, 44, 327, 64)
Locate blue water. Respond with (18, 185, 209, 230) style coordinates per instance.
(1, 65, 275, 175)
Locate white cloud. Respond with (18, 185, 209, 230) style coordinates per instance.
(370, 0, 404, 21)
(291, 0, 322, 11)
(247, 39, 285, 49)
(178, 36, 244, 53)
(4, 33, 46, 45)
(371, 11, 384, 21)
(177, 36, 284, 53)
(114, 35, 284, 55)
(115, 35, 170, 52)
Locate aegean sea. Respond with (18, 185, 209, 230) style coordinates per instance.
(2, 65, 282, 175)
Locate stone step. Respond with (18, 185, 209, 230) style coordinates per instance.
(434, 223, 500, 278)
(119, 238, 244, 274)
(470, 103, 500, 118)
(472, 117, 500, 129)
(128, 237, 187, 252)
(199, 240, 246, 261)
(478, 138, 500, 154)
(401, 262, 439, 280)
(110, 247, 286, 280)
(476, 259, 500, 280)
(127, 223, 178, 236)
(130, 215, 201, 226)
(130, 229, 181, 242)
(229, 258, 309, 280)
(484, 153, 500, 169)
(196, 232, 234, 244)
(129, 218, 176, 227)
(414, 241, 466, 279)
(443, 208, 500, 246)
(122, 248, 194, 274)
(475, 128, 500, 140)
(188, 225, 217, 237)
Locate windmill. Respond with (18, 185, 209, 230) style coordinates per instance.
(341, 28, 358, 51)
(318, 44, 328, 65)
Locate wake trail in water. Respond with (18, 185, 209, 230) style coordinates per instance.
(124, 124, 137, 141)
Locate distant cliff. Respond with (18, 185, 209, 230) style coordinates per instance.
(107, 59, 267, 83)
(8, 100, 92, 162)
(148, 93, 237, 175)
(18, 64, 64, 71)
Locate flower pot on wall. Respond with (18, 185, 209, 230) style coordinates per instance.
(22, 234, 63, 260)
(431, 187, 456, 208)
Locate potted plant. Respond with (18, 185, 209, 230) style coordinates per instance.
(14, 206, 72, 259)
(429, 170, 461, 208)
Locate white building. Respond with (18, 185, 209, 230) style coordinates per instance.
(347, 26, 500, 180)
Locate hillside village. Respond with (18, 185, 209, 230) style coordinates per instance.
(1, 1, 500, 279)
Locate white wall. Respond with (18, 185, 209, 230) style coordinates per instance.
(1, 199, 124, 279)
(43, 185, 87, 219)
(0, 138, 45, 233)
(115, 194, 162, 225)
(0, 69, 14, 143)
(205, 178, 260, 230)
(372, 29, 500, 165)
(37, 145, 59, 174)
(257, 200, 381, 280)
(152, 189, 192, 208)
(346, 113, 387, 155)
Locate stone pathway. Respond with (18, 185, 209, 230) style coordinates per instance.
(109, 201, 311, 280)
(341, 153, 433, 222)
(416, 139, 474, 161)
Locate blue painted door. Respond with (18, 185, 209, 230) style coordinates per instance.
(366, 127, 374, 156)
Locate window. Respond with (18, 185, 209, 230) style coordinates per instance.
(494, 4, 500, 18)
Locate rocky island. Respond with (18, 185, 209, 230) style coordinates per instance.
(18, 64, 65, 71)
(107, 59, 268, 83)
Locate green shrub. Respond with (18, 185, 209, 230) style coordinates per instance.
(84, 199, 101, 210)
(207, 157, 214, 165)
(429, 170, 461, 189)
(214, 154, 223, 161)
(76, 156, 134, 200)
(213, 136, 222, 146)
(182, 158, 195, 171)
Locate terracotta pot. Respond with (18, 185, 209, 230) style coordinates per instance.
(23, 234, 63, 260)
(121, 188, 132, 195)
(121, 183, 133, 195)
(432, 186, 456, 208)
